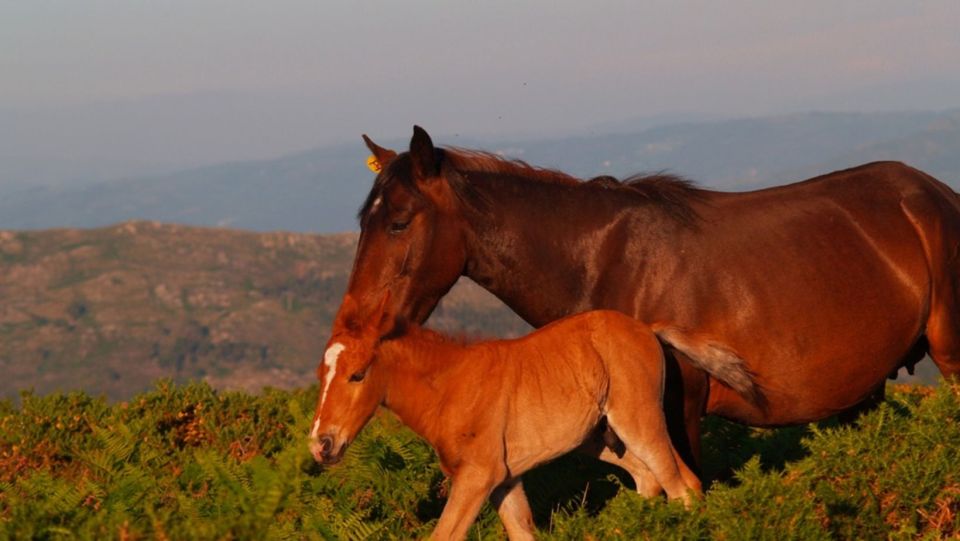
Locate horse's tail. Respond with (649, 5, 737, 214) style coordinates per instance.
(654, 327, 761, 403)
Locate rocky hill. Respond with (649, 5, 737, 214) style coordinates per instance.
(0, 223, 528, 400)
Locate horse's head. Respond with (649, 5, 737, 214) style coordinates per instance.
(309, 293, 391, 464)
(342, 126, 471, 336)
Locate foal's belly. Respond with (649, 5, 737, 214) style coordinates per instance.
(502, 396, 604, 474)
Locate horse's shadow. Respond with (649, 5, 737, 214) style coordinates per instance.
(698, 416, 818, 484)
(414, 395, 923, 527)
(513, 416, 822, 526)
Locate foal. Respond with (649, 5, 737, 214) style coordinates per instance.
(310, 296, 701, 540)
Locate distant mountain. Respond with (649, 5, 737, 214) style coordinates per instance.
(2, 110, 959, 233)
(0, 143, 371, 233)
(774, 112, 960, 186)
(519, 110, 953, 185)
(0, 223, 529, 400)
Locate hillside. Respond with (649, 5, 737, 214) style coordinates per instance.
(0, 223, 528, 400)
(2, 110, 959, 233)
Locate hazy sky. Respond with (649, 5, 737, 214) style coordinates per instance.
(2, 1, 959, 186)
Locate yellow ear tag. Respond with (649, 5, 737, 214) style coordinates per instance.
(366, 155, 382, 174)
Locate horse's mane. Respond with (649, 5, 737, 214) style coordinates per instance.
(444, 148, 582, 186)
(445, 148, 705, 224)
(359, 147, 705, 224)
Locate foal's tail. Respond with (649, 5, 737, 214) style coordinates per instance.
(654, 327, 761, 403)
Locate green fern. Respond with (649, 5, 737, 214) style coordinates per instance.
(3, 380, 959, 539)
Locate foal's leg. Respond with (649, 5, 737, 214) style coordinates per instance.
(490, 478, 536, 541)
(432, 467, 501, 541)
(576, 432, 663, 497)
(606, 409, 700, 504)
(586, 440, 701, 499)
(669, 444, 703, 494)
(597, 326, 701, 504)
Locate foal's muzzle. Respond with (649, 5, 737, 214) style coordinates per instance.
(310, 435, 345, 465)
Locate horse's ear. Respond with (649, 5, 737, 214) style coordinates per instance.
(409, 125, 440, 179)
(362, 134, 397, 170)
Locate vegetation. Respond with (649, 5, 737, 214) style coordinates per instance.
(2, 381, 958, 539)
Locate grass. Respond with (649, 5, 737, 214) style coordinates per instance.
(1, 381, 958, 540)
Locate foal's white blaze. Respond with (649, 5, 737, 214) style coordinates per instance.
(313, 342, 346, 436)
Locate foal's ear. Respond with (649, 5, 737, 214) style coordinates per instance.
(367, 291, 394, 336)
(409, 125, 441, 179)
(362, 134, 397, 170)
(334, 294, 362, 333)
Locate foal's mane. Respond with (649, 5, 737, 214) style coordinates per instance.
(360, 147, 705, 224)
(392, 324, 482, 348)
(378, 324, 483, 374)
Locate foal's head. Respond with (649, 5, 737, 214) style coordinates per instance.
(309, 294, 391, 464)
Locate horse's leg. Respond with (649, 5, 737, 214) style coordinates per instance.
(925, 275, 960, 381)
(431, 467, 500, 541)
(576, 432, 663, 497)
(666, 352, 709, 475)
(490, 478, 535, 541)
(901, 194, 960, 381)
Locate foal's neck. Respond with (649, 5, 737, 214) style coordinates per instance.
(377, 330, 477, 443)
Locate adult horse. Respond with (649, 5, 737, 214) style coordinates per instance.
(330, 125, 960, 490)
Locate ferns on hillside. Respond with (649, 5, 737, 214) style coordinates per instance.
(2, 381, 958, 539)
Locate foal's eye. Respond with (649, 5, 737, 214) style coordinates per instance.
(389, 221, 409, 233)
(349, 369, 367, 383)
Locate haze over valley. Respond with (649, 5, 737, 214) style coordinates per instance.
(3, 109, 960, 233)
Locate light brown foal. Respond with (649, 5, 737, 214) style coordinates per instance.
(310, 295, 701, 540)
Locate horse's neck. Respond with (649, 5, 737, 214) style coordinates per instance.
(378, 334, 475, 443)
(461, 176, 668, 327)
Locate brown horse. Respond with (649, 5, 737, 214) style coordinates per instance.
(310, 295, 702, 540)
(337, 126, 960, 493)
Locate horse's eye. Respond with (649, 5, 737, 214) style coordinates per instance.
(389, 221, 409, 233)
(349, 369, 367, 382)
